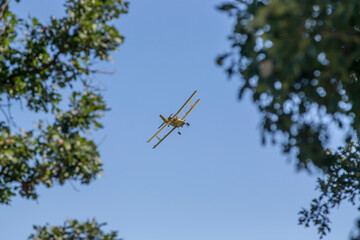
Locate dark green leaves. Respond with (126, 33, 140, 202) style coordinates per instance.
(299, 142, 360, 238)
(218, 0, 360, 170)
(29, 219, 121, 240)
(0, 92, 105, 203)
(217, 3, 237, 11)
(219, 0, 360, 237)
(0, 0, 128, 203)
(0, 1, 127, 239)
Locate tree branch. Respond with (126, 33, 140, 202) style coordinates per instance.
(0, 0, 9, 33)
(0, 0, 9, 20)
(320, 30, 360, 44)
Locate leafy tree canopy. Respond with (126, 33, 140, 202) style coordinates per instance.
(0, 0, 128, 204)
(218, 0, 360, 238)
(29, 219, 121, 240)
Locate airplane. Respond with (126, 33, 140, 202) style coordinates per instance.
(147, 90, 200, 149)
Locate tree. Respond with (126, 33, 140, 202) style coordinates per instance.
(0, 0, 127, 237)
(217, 0, 360, 238)
(29, 219, 121, 240)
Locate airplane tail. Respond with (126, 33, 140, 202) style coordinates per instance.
(158, 114, 173, 129)
(160, 114, 167, 122)
(158, 114, 167, 129)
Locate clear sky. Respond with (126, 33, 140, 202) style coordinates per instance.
(1, 1, 358, 240)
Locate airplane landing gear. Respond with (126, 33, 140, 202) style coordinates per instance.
(178, 132, 181, 135)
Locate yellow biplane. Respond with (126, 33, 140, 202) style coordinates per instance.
(147, 90, 200, 149)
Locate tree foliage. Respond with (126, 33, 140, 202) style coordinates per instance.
(218, 0, 360, 238)
(0, 0, 128, 205)
(28, 219, 121, 240)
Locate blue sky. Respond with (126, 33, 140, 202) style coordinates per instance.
(1, 0, 358, 239)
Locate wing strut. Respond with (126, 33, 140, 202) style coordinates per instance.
(152, 127, 176, 149)
(181, 98, 200, 121)
(172, 90, 197, 120)
(147, 120, 172, 143)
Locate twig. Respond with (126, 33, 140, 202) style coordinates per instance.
(97, 135, 107, 147)
(0, 0, 9, 20)
(89, 69, 115, 75)
(320, 30, 360, 44)
(0, 105, 10, 125)
(6, 96, 16, 127)
(69, 180, 80, 192)
(0, 0, 9, 33)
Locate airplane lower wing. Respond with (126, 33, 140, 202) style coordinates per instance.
(147, 120, 172, 143)
(152, 126, 176, 149)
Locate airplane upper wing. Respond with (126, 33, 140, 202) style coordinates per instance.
(172, 90, 198, 120)
(181, 98, 200, 121)
(152, 126, 176, 149)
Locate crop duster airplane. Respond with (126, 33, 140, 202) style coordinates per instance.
(147, 90, 200, 149)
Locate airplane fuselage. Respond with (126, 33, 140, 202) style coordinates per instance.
(148, 90, 199, 148)
(159, 114, 185, 128)
(167, 117, 185, 128)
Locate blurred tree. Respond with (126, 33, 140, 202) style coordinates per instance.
(0, 0, 127, 238)
(0, 0, 127, 203)
(218, 0, 360, 238)
(29, 219, 121, 240)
